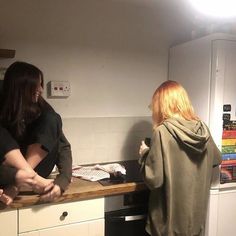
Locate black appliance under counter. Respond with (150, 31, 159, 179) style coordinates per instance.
(100, 160, 150, 236)
(105, 190, 150, 236)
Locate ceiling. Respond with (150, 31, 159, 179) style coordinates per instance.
(144, 0, 236, 46)
(1, 0, 236, 50)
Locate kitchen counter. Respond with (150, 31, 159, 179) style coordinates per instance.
(7, 177, 147, 209)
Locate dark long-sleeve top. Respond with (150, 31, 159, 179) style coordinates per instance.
(0, 111, 72, 192)
(0, 125, 19, 163)
(0, 125, 19, 186)
(22, 110, 72, 192)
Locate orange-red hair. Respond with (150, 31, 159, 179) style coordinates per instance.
(151, 80, 199, 126)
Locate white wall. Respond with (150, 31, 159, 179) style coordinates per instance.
(1, 45, 167, 118)
(0, 0, 168, 163)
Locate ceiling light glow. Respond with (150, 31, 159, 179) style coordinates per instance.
(189, 0, 236, 18)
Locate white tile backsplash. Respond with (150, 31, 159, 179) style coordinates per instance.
(62, 116, 152, 165)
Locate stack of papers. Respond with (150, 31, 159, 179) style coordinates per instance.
(72, 163, 126, 182)
(72, 166, 110, 181)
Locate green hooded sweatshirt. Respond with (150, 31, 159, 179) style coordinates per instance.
(139, 118, 221, 236)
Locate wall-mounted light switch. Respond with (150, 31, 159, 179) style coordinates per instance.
(47, 81, 71, 98)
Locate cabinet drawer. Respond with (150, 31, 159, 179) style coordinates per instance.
(38, 219, 104, 236)
(0, 209, 17, 236)
(19, 198, 104, 233)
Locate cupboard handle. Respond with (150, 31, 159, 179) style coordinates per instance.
(61, 211, 68, 219)
(60, 211, 68, 221)
(62, 211, 68, 217)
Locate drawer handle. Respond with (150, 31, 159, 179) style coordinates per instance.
(62, 211, 68, 217)
(60, 211, 69, 220)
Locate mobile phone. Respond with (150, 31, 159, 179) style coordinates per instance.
(145, 137, 151, 147)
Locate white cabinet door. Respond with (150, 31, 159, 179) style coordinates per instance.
(88, 219, 104, 236)
(19, 232, 39, 236)
(39, 221, 89, 236)
(215, 40, 236, 236)
(0, 209, 17, 236)
(19, 198, 104, 233)
(205, 189, 219, 236)
(217, 189, 236, 236)
(169, 37, 213, 125)
(38, 219, 104, 236)
(209, 39, 236, 149)
(220, 40, 236, 121)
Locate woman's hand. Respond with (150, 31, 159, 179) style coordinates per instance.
(32, 175, 54, 194)
(15, 169, 37, 188)
(39, 184, 62, 202)
(0, 186, 19, 205)
(0, 189, 9, 205)
(139, 141, 150, 157)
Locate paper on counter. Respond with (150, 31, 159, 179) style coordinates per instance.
(72, 163, 126, 182)
(95, 163, 126, 175)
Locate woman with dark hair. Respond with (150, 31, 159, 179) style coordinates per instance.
(0, 61, 72, 204)
(139, 80, 221, 236)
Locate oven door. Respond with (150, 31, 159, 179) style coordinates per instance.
(105, 206, 149, 236)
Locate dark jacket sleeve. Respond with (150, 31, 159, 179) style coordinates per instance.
(54, 132, 72, 192)
(27, 111, 62, 153)
(0, 166, 17, 187)
(0, 126, 21, 186)
(26, 111, 72, 192)
(0, 126, 19, 164)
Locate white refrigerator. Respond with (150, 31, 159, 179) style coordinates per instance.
(169, 33, 236, 236)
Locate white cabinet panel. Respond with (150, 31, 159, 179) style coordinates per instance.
(39, 219, 104, 236)
(0, 209, 17, 236)
(19, 198, 104, 233)
(88, 219, 104, 236)
(205, 189, 219, 236)
(19, 232, 39, 236)
(39, 221, 89, 236)
(221, 40, 236, 120)
(217, 190, 236, 236)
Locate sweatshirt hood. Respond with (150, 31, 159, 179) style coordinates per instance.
(162, 118, 210, 155)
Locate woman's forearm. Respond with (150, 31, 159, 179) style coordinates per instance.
(25, 143, 48, 169)
(4, 149, 36, 174)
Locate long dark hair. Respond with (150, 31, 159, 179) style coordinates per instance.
(0, 61, 51, 139)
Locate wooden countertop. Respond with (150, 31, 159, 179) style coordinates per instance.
(6, 177, 147, 209)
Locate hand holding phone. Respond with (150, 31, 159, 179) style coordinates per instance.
(145, 137, 151, 147)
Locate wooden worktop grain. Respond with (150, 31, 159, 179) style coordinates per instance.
(8, 177, 147, 209)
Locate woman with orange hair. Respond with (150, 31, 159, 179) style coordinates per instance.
(139, 80, 221, 236)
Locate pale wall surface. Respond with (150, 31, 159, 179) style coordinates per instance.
(0, 0, 168, 163)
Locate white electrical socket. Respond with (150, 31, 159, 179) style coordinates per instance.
(48, 81, 71, 98)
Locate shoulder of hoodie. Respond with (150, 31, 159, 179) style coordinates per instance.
(152, 118, 175, 132)
(152, 121, 169, 135)
(152, 118, 210, 134)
